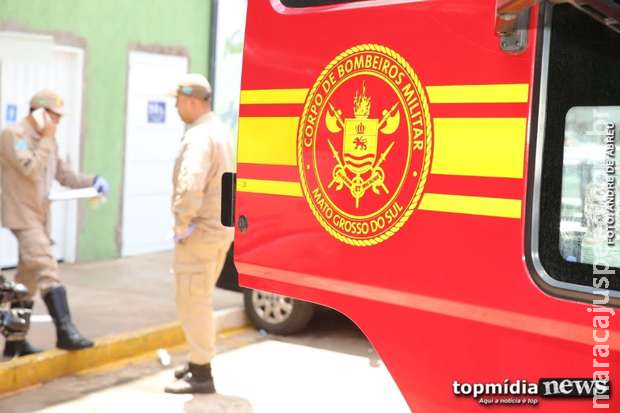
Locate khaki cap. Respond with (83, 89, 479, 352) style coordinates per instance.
(171, 73, 212, 100)
(30, 89, 65, 115)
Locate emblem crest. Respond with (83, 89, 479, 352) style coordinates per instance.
(298, 44, 433, 246)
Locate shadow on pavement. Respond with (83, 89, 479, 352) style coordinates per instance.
(268, 307, 372, 358)
(184, 394, 253, 413)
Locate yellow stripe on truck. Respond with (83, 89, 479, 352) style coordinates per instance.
(240, 89, 309, 105)
(425, 84, 529, 104)
(237, 178, 303, 197)
(419, 193, 522, 219)
(236, 179, 521, 219)
(431, 118, 527, 179)
(239, 84, 529, 105)
(237, 116, 527, 179)
(237, 117, 299, 166)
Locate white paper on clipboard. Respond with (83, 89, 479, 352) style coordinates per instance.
(49, 187, 99, 202)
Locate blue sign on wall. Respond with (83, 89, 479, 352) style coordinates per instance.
(147, 101, 166, 123)
(6, 104, 17, 124)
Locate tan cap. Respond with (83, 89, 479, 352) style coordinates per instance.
(171, 73, 212, 100)
(30, 89, 65, 115)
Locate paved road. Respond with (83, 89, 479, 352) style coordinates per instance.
(0, 309, 410, 413)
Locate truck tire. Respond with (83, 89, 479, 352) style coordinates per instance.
(243, 289, 315, 335)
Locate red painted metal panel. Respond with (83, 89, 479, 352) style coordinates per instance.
(235, 0, 618, 410)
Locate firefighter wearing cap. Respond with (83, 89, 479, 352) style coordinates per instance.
(0, 89, 110, 357)
(165, 74, 234, 394)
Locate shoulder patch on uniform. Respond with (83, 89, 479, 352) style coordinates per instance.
(15, 139, 28, 152)
(15, 138, 27, 151)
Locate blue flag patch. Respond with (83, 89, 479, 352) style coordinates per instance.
(15, 139, 28, 152)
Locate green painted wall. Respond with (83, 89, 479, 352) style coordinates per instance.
(0, 0, 212, 260)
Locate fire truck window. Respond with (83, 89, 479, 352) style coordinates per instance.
(281, 0, 366, 7)
(559, 107, 619, 266)
(530, 4, 620, 295)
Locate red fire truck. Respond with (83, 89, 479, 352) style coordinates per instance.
(222, 0, 620, 410)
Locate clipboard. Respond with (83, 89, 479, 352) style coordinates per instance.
(49, 187, 100, 202)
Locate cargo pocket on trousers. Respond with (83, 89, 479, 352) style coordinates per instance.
(189, 257, 219, 298)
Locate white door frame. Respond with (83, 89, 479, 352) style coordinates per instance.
(54, 45, 84, 263)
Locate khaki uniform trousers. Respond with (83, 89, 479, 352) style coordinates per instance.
(11, 225, 61, 299)
(173, 233, 230, 365)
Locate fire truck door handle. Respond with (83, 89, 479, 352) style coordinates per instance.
(221, 172, 236, 227)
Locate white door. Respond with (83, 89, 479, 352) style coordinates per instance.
(121, 52, 187, 256)
(0, 43, 84, 268)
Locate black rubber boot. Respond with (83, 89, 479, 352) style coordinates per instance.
(3, 340, 42, 358)
(43, 286, 94, 350)
(2, 300, 42, 358)
(165, 363, 215, 394)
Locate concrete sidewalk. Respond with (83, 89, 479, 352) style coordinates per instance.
(0, 251, 246, 393)
(0, 329, 409, 413)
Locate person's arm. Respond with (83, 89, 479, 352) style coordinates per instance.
(0, 127, 55, 182)
(55, 158, 94, 189)
(172, 134, 212, 237)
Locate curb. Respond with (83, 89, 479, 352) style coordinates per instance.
(0, 306, 249, 395)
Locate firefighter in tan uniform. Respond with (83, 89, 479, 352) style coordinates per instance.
(0, 90, 110, 357)
(165, 74, 234, 394)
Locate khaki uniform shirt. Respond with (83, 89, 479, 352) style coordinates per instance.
(172, 112, 234, 243)
(0, 118, 93, 229)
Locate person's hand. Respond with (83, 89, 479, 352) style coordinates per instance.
(93, 176, 110, 195)
(174, 224, 196, 243)
(40, 115, 57, 139)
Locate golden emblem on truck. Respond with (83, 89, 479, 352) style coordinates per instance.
(298, 44, 433, 246)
